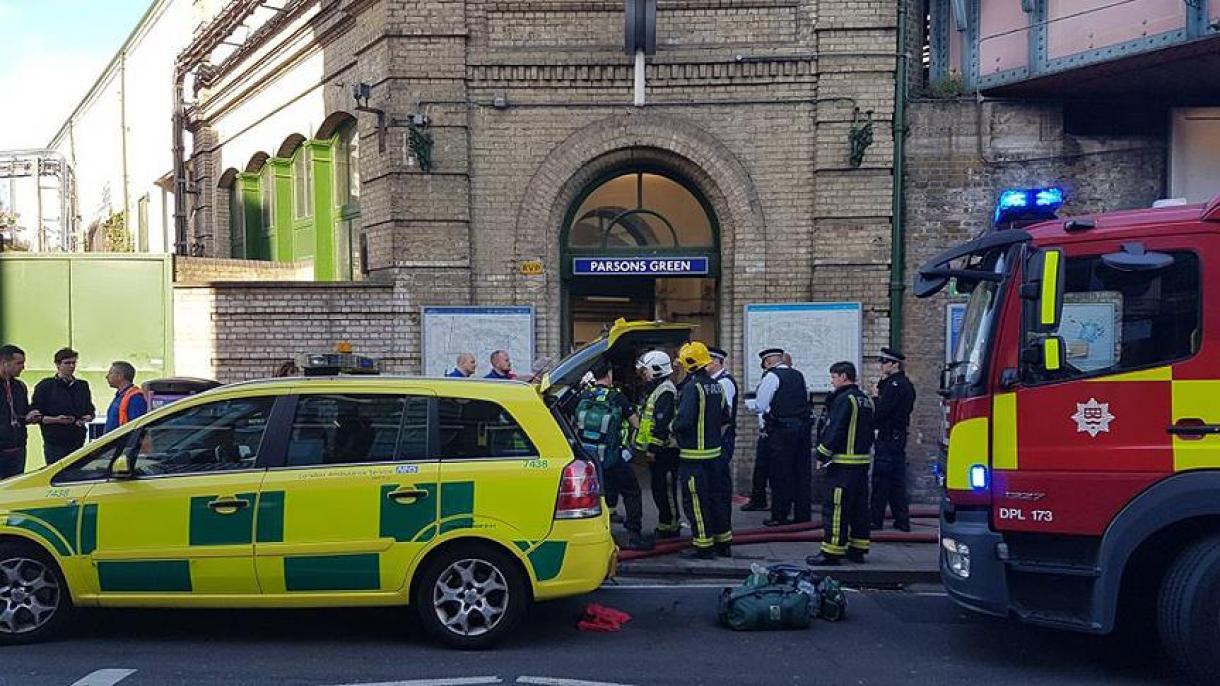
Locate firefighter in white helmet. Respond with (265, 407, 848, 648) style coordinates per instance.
(634, 350, 682, 539)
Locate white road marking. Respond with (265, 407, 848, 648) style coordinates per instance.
(326, 673, 502, 678)
(517, 673, 639, 678)
(69, 669, 138, 686)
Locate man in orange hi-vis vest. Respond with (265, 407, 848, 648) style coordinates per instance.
(104, 361, 147, 433)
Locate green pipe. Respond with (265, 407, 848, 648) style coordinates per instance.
(889, 1, 910, 350)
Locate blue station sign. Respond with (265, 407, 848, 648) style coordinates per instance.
(572, 256, 709, 276)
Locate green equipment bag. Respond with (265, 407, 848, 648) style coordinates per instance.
(816, 575, 847, 622)
(574, 388, 625, 465)
(717, 583, 812, 631)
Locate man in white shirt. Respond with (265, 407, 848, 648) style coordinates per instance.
(748, 348, 813, 525)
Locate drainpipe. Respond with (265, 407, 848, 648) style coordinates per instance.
(172, 69, 188, 256)
(120, 50, 131, 244)
(888, 1, 910, 350)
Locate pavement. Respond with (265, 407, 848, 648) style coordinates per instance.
(0, 583, 1171, 685)
(611, 462, 941, 587)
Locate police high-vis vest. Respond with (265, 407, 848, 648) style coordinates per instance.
(674, 369, 725, 460)
(635, 378, 677, 450)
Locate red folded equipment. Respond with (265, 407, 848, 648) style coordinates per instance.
(578, 603, 633, 632)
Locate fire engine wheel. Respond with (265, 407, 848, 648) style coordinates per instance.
(0, 541, 72, 645)
(1158, 535, 1220, 684)
(414, 542, 528, 650)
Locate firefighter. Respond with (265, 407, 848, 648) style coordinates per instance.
(752, 348, 812, 526)
(673, 341, 728, 559)
(807, 361, 876, 566)
(706, 346, 738, 552)
(634, 350, 682, 540)
(871, 347, 916, 532)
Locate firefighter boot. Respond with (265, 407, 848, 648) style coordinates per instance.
(680, 546, 715, 560)
(805, 552, 841, 566)
(846, 549, 867, 563)
(714, 542, 733, 558)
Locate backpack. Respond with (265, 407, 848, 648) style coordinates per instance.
(717, 564, 847, 631)
(574, 387, 625, 465)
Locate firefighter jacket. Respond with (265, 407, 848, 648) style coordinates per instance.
(815, 384, 875, 466)
(634, 378, 677, 450)
(673, 369, 726, 460)
(874, 371, 916, 441)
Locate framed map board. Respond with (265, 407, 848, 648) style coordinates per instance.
(744, 302, 862, 394)
(421, 306, 535, 378)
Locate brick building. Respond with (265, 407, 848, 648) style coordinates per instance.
(176, 0, 904, 492)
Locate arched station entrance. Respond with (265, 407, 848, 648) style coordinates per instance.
(561, 166, 720, 350)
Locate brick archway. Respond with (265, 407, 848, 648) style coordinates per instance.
(511, 111, 767, 361)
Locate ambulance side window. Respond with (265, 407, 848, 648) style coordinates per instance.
(132, 397, 275, 476)
(285, 394, 428, 466)
(437, 398, 537, 459)
(53, 441, 124, 484)
(1024, 250, 1201, 384)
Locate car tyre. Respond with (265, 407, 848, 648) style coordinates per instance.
(1158, 535, 1220, 684)
(414, 542, 529, 649)
(0, 540, 73, 645)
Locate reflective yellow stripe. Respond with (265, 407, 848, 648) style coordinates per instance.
(830, 487, 843, 549)
(993, 393, 1018, 471)
(713, 531, 732, 544)
(849, 538, 870, 551)
(688, 475, 710, 547)
(1044, 337, 1062, 371)
(680, 448, 721, 459)
(695, 383, 707, 452)
(847, 395, 859, 452)
(822, 542, 848, 555)
(1040, 249, 1060, 326)
(946, 417, 988, 491)
(817, 444, 834, 458)
(831, 453, 871, 465)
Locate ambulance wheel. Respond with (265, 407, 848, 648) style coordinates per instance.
(1158, 535, 1220, 684)
(0, 541, 72, 645)
(414, 542, 528, 649)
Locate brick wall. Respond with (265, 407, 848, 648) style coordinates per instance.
(174, 256, 314, 283)
(901, 98, 1167, 501)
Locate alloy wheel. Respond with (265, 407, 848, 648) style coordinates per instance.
(432, 558, 510, 637)
(0, 557, 60, 635)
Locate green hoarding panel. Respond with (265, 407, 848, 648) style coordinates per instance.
(0, 258, 71, 356)
(69, 258, 170, 376)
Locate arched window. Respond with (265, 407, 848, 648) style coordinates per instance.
(567, 172, 715, 250)
(335, 123, 360, 210)
(219, 169, 243, 258)
(293, 145, 313, 220)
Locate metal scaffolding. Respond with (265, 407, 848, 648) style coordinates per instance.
(0, 149, 76, 252)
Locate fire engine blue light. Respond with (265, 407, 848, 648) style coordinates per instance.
(994, 186, 1066, 225)
(969, 464, 988, 490)
(1034, 187, 1064, 208)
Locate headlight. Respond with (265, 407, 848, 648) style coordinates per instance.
(942, 536, 971, 579)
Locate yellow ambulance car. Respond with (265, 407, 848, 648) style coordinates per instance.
(0, 321, 690, 648)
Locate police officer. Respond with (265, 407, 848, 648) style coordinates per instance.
(673, 341, 728, 559)
(706, 346, 738, 553)
(871, 347, 916, 532)
(807, 361, 876, 566)
(634, 350, 681, 540)
(752, 348, 812, 526)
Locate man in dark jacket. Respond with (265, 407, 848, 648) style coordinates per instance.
(0, 345, 42, 479)
(871, 347, 916, 531)
(32, 347, 95, 465)
(673, 341, 728, 559)
(807, 361, 875, 566)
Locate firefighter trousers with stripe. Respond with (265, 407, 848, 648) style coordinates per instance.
(821, 463, 871, 557)
(649, 447, 681, 534)
(679, 458, 730, 549)
(708, 426, 735, 543)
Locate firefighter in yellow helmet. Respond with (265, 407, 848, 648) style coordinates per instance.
(672, 341, 730, 559)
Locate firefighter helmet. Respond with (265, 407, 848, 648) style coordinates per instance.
(636, 350, 674, 379)
(677, 341, 712, 373)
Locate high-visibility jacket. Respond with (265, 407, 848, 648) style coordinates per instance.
(816, 384, 875, 466)
(673, 370, 725, 460)
(634, 378, 677, 450)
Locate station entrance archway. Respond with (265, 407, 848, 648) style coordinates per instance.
(560, 167, 720, 351)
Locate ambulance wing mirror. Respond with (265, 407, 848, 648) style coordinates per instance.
(110, 453, 134, 479)
(1022, 248, 1065, 333)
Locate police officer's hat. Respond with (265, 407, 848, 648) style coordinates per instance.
(879, 347, 906, 363)
(708, 346, 729, 361)
(758, 347, 784, 361)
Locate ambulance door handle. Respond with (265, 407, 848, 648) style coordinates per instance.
(388, 488, 430, 502)
(207, 497, 250, 512)
(1168, 419, 1220, 439)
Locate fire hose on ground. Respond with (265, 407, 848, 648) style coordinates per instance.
(617, 504, 940, 561)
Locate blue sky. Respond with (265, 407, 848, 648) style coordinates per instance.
(0, 0, 153, 149)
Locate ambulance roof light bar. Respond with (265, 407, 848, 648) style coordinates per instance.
(300, 342, 382, 376)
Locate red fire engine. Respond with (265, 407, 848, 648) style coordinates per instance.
(917, 188, 1220, 682)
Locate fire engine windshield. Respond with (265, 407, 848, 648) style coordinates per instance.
(949, 250, 1010, 389)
